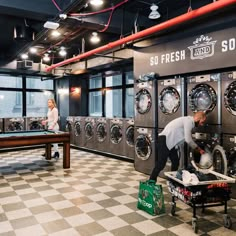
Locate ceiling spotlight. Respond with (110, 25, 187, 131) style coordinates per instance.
(51, 30, 61, 37)
(90, 0, 103, 6)
(59, 47, 67, 57)
(90, 32, 100, 44)
(29, 47, 37, 54)
(44, 21, 59, 30)
(43, 54, 50, 62)
(149, 4, 161, 19)
(21, 53, 28, 60)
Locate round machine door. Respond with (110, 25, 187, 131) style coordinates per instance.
(135, 134, 152, 160)
(228, 148, 236, 177)
(74, 121, 81, 137)
(96, 123, 106, 142)
(159, 86, 180, 114)
(126, 125, 134, 147)
(224, 80, 236, 116)
(30, 121, 43, 130)
(189, 84, 217, 113)
(135, 89, 152, 114)
(65, 122, 72, 132)
(110, 124, 122, 144)
(212, 145, 227, 175)
(8, 122, 23, 131)
(85, 122, 94, 140)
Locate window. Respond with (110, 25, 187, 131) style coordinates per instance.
(89, 91, 102, 116)
(105, 74, 122, 87)
(125, 87, 134, 118)
(89, 75, 102, 89)
(26, 76, 54, 90)
(0, 74, 22, 88)
(105, 89, 122, 117)
(125, 71, 134, 85)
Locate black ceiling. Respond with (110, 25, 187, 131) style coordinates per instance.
(0, 0, 225, 67)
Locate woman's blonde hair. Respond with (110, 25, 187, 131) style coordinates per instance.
(194, 111, 206, 121)
(48, 98, 57, 108)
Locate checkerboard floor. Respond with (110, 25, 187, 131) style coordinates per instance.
(0, 148, 235, 236)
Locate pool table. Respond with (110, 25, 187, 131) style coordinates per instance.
(0, 130, 70, 168)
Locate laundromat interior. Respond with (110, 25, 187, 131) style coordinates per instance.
(0, 0, 236, 235)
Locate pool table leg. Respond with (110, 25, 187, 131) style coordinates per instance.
(63, 141, 70, 168)
(45, 144, 52, 160)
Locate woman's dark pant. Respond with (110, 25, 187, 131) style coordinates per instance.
(149, 135, 179, 182)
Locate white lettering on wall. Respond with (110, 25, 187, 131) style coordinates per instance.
(222, 38, 235, 52)
(150, 50, 185, 66)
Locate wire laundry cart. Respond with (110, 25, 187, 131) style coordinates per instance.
(165, 170, 235, 233)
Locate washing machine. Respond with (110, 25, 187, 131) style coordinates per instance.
(134, 79, 157, 128)
(65, 116, 75, 145)
(4, 117, 25, 132)
(109, 118, 125, 156)
(94, 117, 109, 153)
(189, 132, 227, 175)
(74, 116, 85, 147)
(0, 118, 3, 133)
(221, 71, 236, 134)
(123, 118, 135, 160)
(187, 73, 221, 125)
(134, 127, 157, 175)
(84, 117, 96, 150)
(158, 77, 186, 129)
(26, 117, 45, 131)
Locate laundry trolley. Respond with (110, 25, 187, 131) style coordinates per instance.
(164, 170, 235, 233)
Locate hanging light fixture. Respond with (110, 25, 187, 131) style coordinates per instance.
(90, 32, 100, 44)
(90, 0, 104, 6)
(43, 53, 50, 62)
(149, 4, 161, 19)
(59, 47, 67, 56)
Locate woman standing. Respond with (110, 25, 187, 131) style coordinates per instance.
(42, 98, 60, 159)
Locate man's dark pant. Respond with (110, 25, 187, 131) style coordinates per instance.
(149, 135, 179, 182)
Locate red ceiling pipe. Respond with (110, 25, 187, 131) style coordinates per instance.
(46, 0, 236, 72)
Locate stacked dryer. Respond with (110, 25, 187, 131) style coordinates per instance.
(74, 116, 85, 147)
(95, 117, 109, 153)
(221, 71, 236, 198)
(157, 77, 186, 177)
(65, 116, 75, 145)
(134, 72, 157, 175)
(123, 118, 134, 160)
(4, 117, 26, 132)
(26, 117, 45, 131)
(109, 118, 125, 156)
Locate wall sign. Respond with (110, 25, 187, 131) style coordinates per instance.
(134, 26, 236, 77)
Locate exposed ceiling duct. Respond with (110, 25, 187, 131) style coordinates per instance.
(46, 0, 236, 72)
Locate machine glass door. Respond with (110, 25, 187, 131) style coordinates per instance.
(159, 86, 180, 114)
(126, 125, 134, 147)
(8, 122, 24, 131)
(65, 122, 72, 132)
(212, 145, 228, 175)
(74, 122, 81, 136)
(135, 134, 152, 160)
(224, 81, 236, 116)
(96, 123, 106, 142)
(228, 148, 236, 177)
(135, 89, 152, 114)
(189, 84, 217, 113)
(30, 121, 43, 130)
(85, 122, 94, 140)
(110, 124, 122, 144)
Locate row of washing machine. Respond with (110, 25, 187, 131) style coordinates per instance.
(65, 117, 135, 160)
(0, 117, 46, 132)
(134, 71, 236, 133)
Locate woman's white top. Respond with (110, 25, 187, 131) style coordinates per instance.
(47, 107, 59, 131)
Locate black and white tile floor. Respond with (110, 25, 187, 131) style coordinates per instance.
(0, 148, 235, 236)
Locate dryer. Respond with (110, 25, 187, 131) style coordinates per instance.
(189, 132, 227, 175)
(94, 117, 109, 153)
(187, 73, 221, 126)
(0, 118, 3, 133)
(26, 117, 45, 131)
(74, 116, 85, 147)
(109, 118, 125, 156)
(123, 118, 134, 160)
(134, 127, 156, 175)
(65, 116, 75, 145)
(158, 77, 185, 129)
(134, 79, 157, 128)
(84, 117, 96, 150)
(221, 71, 236, 134)
(4, 117, 25, 132)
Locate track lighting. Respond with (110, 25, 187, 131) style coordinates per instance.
(90, 32, 100, 44)
(149, 4, 161, 19)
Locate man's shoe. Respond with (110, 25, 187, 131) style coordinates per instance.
(52, 152, 59, 159)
